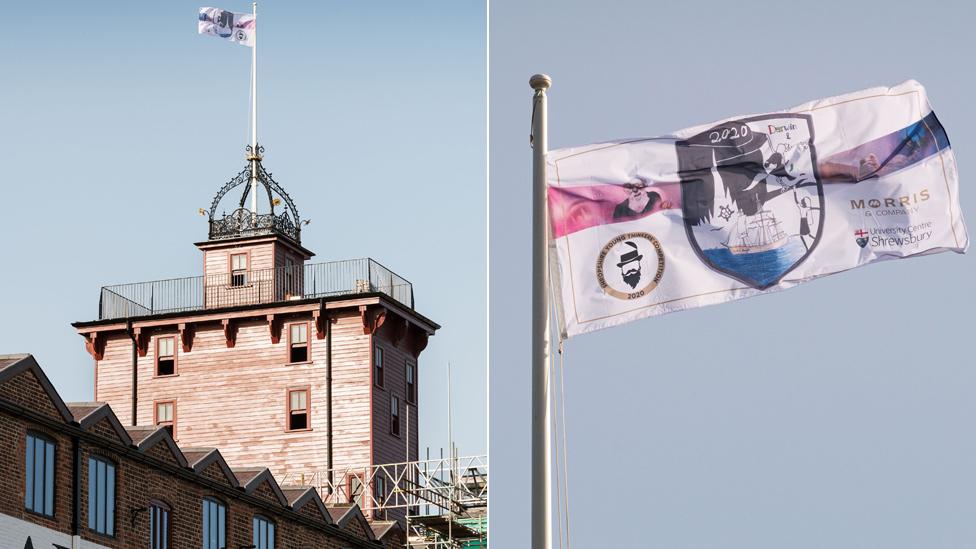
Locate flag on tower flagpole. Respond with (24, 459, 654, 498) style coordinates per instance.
(548, 80, 967, 338)
(198, 7, 255, 47)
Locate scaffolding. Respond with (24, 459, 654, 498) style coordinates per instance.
(282, 454, 487, 548)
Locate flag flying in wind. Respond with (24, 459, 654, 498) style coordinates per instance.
(198, 7, 254, 47)
(548, 80, 967, 338)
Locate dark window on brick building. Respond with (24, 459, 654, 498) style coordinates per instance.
(406, 360, 417, 404)
(24, 433, 55, 517)
(88, 456, 116, 536)
(287, 388, 309, 431)
(202, 497, 227, 549)
(150, 500, 170, 549)
(374, 346, 384, 387)
(156, 336, 176, 376)
(253, 515, 276, 549)
(390, 395, 400, 437)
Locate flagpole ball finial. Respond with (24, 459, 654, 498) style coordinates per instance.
(530, 74, 551, 91)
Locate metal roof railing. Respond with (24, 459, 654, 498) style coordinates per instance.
(98, 258, 413, 320)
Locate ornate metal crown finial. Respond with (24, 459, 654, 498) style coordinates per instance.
(245, 143, 265, 161)
(206, 145, 302, 243)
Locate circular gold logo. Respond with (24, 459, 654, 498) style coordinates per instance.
(596, 232, 665, 300)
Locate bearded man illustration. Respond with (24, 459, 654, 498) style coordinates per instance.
(616, 241, 643, 289)
(613, 180, 672, 220)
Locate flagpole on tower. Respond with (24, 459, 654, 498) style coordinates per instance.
(249, 0, 258, 214)
(530, 73, 553, 549)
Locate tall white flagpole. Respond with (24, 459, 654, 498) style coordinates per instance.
(249, 1, 258, 214)
(530, 73, 552, 549)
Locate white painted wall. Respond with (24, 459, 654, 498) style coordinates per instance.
(0, 513, 108, 549)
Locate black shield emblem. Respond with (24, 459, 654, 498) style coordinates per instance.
(676, 113, 824, 289)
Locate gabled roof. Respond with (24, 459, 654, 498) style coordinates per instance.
(370, 520, 401, 540)
(0, 354, 25, 370)
(326, 503, 375, 540)
(233, 467, 289, 507)
(68, 402, 134, 447)
(280, 485, 312, 506)
(0, 354, 74, 423)
(327, 503, 355, 523)
(1, 352, 396, 547)
(232, 467, 263, 486)
(124, 425, 188, 468)
(67, 402, 102, 421)
(180, 447, 213, 465)
(182, 447, 240, 488)
(124, 426, 156, 446)
(280, 485, 333, 524)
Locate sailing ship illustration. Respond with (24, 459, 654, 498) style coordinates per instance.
(722, 209, 787, 254)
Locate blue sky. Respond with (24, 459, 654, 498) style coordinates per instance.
(490, 0, 976, 547)
(0, 1, 485, 457)
(5, 1, 976, 545)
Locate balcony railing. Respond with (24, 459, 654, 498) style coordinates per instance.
(98, 258, 413, 320)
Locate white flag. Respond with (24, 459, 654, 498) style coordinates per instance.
(198, 7, 254, 47)
(548, 80, 967, 338)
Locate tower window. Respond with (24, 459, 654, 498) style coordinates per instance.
(154, 401, 175, 439)
(347, 475, 366, 508)
(287, 388, 310, 431)
(155, 336, 176, 376)
(374, 346, 384, 387)
(288, 323, 309, 363)
(390, 395, 400, 437)
(230, 253, 248, 287)
(406, 360, 417, 404)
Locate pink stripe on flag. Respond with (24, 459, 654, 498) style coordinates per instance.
(549, 182, 681, 239)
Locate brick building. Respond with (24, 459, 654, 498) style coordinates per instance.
(0, 353, 404, 549)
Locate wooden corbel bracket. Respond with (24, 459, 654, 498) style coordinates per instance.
(132, 328, 150, 357)
(312, 309, 335, 340)
(359, 305, 387, 336)
(411, 331, 430, 357)
(83, 332, 106, 361)
(267, 314, 283, 344)
(391, 318, 409, 347)
(178, 323, 195, 353)
(222, 319, 238, 348)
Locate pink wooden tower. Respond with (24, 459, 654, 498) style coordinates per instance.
(73, 145, 438, 519)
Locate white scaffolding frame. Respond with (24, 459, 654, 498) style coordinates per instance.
(281, 454, 487, 548)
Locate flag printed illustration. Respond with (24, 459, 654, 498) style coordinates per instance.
(548, 80, 967, 338)
(198, 7, 255, 47)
